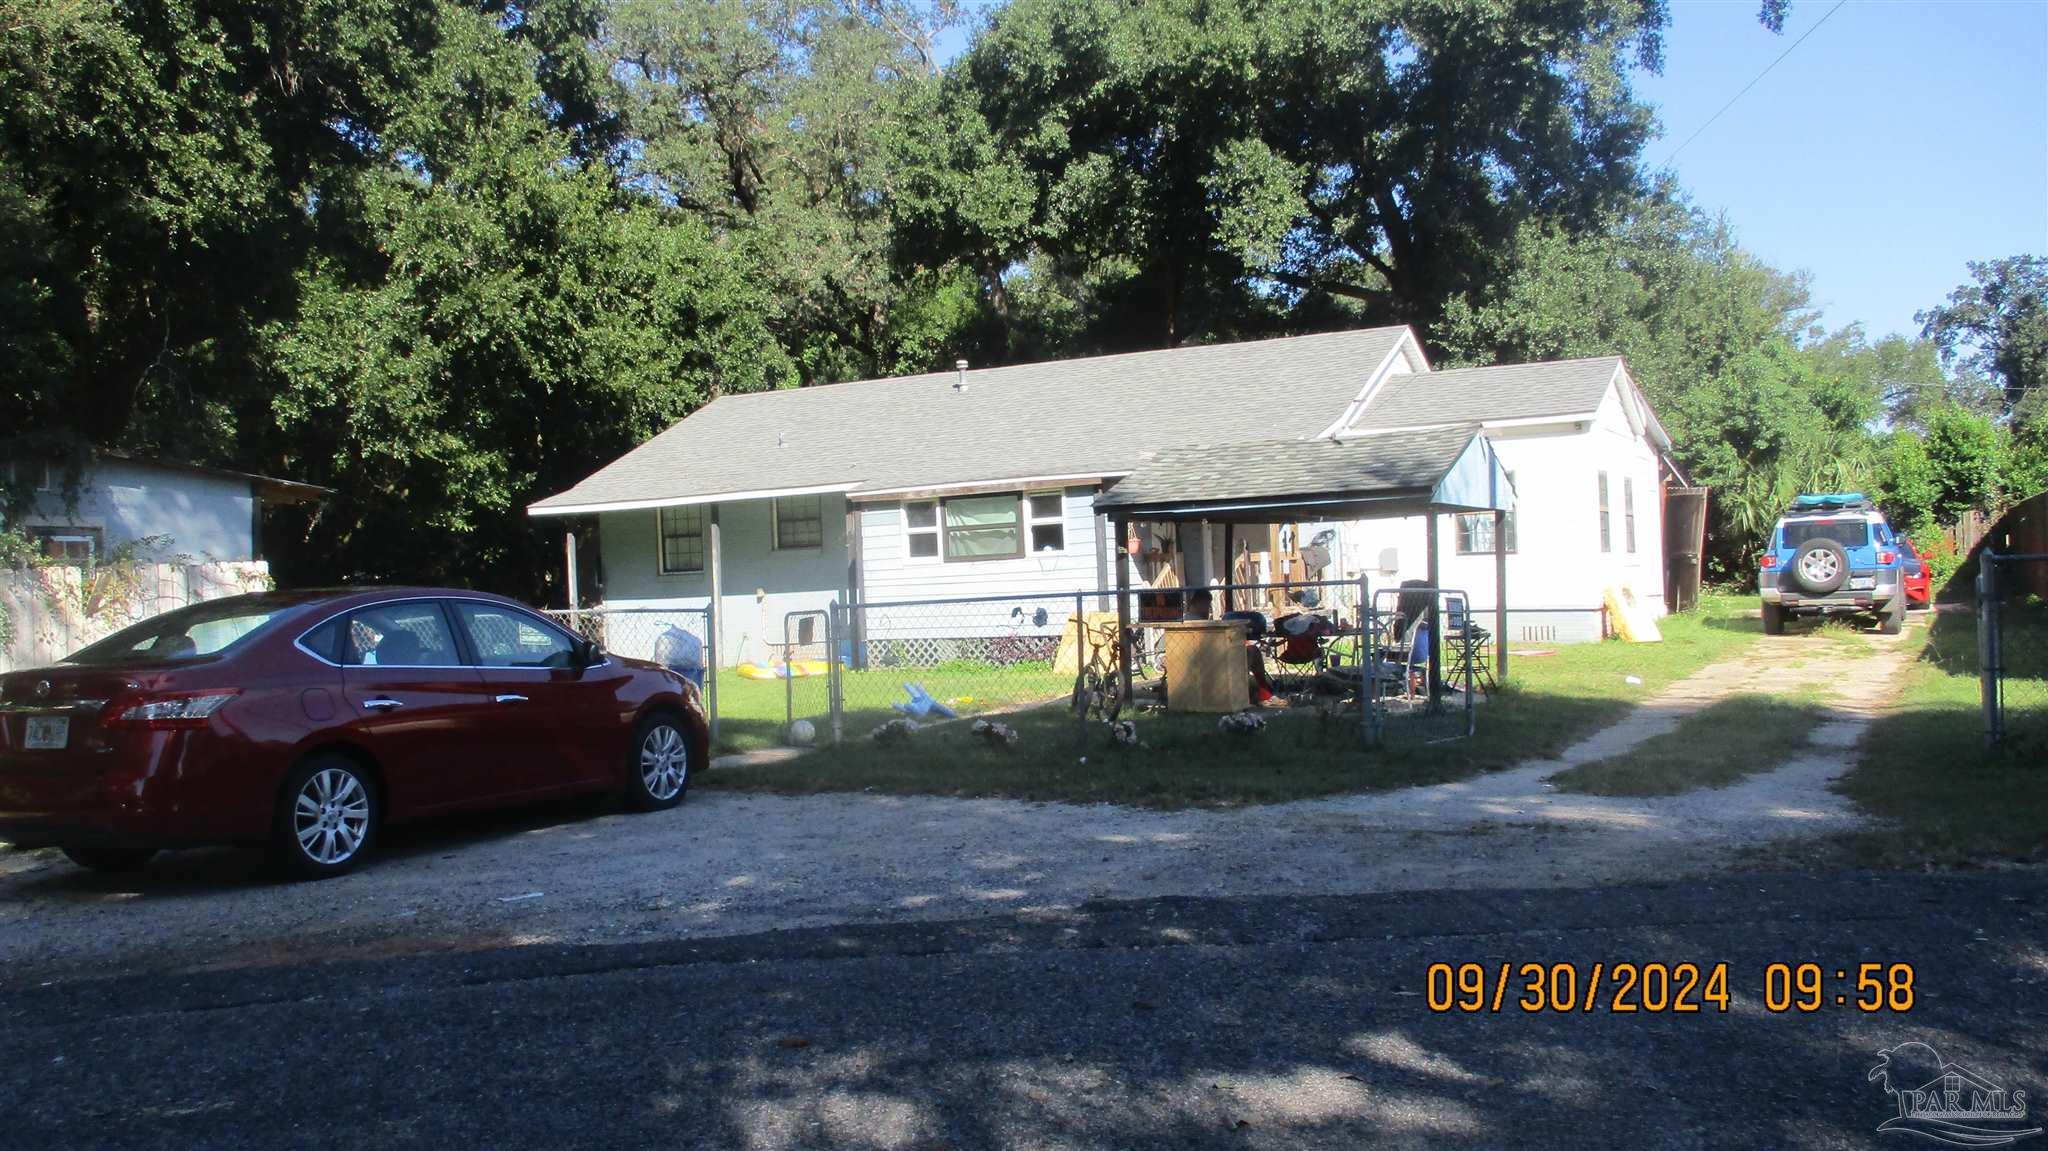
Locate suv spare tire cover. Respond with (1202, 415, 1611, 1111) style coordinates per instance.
(1791, 538, 1850, 594)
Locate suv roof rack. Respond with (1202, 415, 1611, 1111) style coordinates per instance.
(1789, 492, 1873, 513)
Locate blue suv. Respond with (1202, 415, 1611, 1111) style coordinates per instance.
(1759, 493, 1907, 636)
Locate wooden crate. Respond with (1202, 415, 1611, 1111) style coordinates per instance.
(1159, 620, 1249, 713)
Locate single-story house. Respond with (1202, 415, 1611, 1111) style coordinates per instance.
(530, 326, 1677, 662)
(1, 453, 328, 565)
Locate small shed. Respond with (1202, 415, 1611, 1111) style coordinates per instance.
(1094, 425, 1517, 700)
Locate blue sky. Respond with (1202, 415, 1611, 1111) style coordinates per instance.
(1640, 0, 2048, 339)
(932, 1, 2047, 341)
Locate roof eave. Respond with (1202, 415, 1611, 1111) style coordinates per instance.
(527, 481, 862, 517)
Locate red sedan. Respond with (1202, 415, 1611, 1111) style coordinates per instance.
(1900, 537, 1933, 607)
(0, 588, 708, 878)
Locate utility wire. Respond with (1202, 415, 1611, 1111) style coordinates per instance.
(1658, 0, 1851, 167)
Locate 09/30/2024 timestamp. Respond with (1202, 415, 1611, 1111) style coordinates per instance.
(1424, 961, 1917, 1015)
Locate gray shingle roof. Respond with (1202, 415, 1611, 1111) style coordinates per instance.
(1347, 357, 1622, 432)
(1097, 425, 1482, 512)
(531, 327, 1412, 512)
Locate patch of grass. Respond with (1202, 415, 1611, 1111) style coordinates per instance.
(1822, 605, 2048, 867)
(1548, 692, 1828, 797)
(701, 593, 1772, 808)
(712, 663, 1071, 754)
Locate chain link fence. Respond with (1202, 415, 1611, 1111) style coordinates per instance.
(832, 591, 1101, 744)
(1979, 554, 2048, 750)
(553, 575, 1519, 753)
(544, 606, 717, 742)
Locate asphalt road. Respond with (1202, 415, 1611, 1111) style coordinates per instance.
(2, 871, 2043, 1150)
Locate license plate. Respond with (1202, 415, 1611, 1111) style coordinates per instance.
(1849, 577, 1875, 591)
(23, 715, 68, 750)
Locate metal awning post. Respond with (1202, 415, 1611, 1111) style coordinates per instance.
(1114, 515, 1133, 705)
(1425, 509, 1443, 705)
(1494, 508, 1508, 683)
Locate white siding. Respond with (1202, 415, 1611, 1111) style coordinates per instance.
(1331, 388, 1667, 644)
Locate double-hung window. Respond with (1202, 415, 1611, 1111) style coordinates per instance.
(904, 491, 1061, 561)
(657, 506, 706, 574)
(1454, 513, 1515, 555)
(943, 494, 1023, 560)
(772, 495, 823, 550)
(1025, 491, 1066, 553)
(904, 501, 941, 559)
(1454, 471, 1516, 555)
(1597, 471, 1612, 553)
(1623, 477, 1637, 554)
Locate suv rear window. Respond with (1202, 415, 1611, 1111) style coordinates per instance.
(1780, 518, 1870, 549)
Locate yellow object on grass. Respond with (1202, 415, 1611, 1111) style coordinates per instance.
(1604, 585, 1663, 643)
(735, 660, 831, 680)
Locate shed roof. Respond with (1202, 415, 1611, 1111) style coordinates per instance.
(1095, 425, 1513, 524)
(531, 327, 1416, 514)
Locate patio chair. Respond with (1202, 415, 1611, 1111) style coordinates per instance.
(1371, 614, 1429, 702)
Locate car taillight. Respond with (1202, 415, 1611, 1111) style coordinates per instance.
(107, 690, 240, 728)
(1759, 554, 1778, 569)
(1878, 550, 1896, 565)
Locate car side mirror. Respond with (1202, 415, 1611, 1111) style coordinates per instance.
(574, 638, 602, 668)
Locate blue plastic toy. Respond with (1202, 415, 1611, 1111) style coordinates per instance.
(890, 682, 957, 719)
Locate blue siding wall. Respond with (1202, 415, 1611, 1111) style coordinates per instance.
(14, 460, 255, 561)
(597, 495, 850, 666)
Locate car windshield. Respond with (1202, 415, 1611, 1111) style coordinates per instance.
(1780, 517, 1870, 549)
(67, 600, 289, 665)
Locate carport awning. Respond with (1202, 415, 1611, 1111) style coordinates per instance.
(1093, 424, 1514, 523)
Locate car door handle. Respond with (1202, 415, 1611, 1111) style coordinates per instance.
(363, 698, 404, 711)
(495, 694, 529, 705)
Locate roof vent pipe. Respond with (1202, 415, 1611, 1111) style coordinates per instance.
(953, 359, 969, 392)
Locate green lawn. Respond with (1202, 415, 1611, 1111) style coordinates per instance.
(712, 662, 1072, 754)
(1819, 602, 2048, 867)
(1548, 692, 1827, 797)
(701, 592, 1775, 807)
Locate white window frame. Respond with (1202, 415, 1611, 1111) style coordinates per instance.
(1024, 490, 1067, 554)
(29, 526, 100, 566)
(1597, 471, 1611, 554)
(902, 500, 941, 564)
(1623, 476, 1637, 554)
(771, 494, 824, 552)
(656, 505, 706, 576)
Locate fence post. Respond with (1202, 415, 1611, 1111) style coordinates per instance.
(1979, 552, 2001, 747)
(1075, 592, 1088, 757)
(704, 601, 720, 748)
(1464, 621, 1477, 739)
(828, 602, 845, 746)
(1360, 573, 1377, 751)
(784, 611, 795, 739)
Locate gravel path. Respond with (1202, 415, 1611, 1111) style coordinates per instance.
(0, 623, 1923, 981)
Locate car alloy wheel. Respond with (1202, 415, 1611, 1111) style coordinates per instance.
(294, 766, 372, 866)
(640, 723, 689, 802)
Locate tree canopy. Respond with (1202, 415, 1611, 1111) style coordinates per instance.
(0, 0, 2038, 599)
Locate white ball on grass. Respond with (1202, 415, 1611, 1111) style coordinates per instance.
(787, 719, 816, 747)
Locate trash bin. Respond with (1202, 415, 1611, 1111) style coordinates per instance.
(651, 625, 706, 691)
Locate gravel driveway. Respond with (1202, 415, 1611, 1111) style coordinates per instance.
(0, 625, 1922, 982)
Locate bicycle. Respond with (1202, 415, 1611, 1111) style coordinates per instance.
(1070, 618, 1157, 723)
